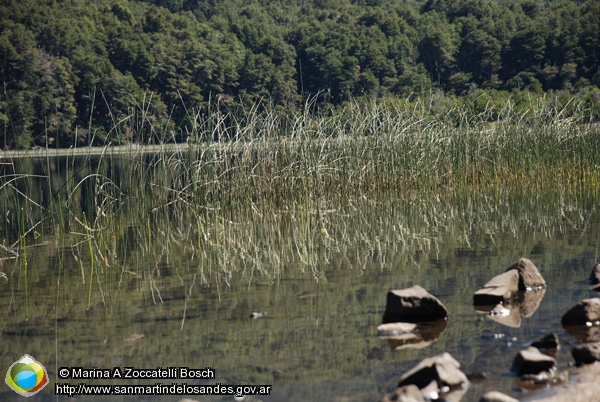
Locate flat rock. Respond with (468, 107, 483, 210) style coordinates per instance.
(572, 342, 600, 366)
(377, 322, 417, 336)
(479, 391, 519, 402)
(561, 298, 600, 326)
(398, 352, 468, 391)
(382, 285, 448, 323)
(510, 346, 556, 377)
(505, 257, 546, 291)
(381, 384, 425, 402)
(473, 270, 520, 306)
(383, 320, 448, 350)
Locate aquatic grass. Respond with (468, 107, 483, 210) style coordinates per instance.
(0, 95, 598, 308)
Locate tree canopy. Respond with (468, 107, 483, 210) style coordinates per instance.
(0, 0, 598, 148)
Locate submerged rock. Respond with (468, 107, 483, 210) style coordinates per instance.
(561, 298, 600, 326)
(397, 352, 469, 392)
(379, 319, 448, 350)
(572, 342, 600, 366)
(382, 285, 448, 323)
(510, 346, 556, 377)
(479, 391, 519, 402)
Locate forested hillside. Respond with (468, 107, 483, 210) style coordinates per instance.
(0, 0, 599, 148)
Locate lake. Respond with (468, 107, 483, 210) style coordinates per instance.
(0, 150, 598, 402)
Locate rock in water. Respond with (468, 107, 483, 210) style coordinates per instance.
(397, 352, 469, 391)
(382, 285, 448, 323)
(572, 342, 600, 366)
(510, 346, 556, 377)
(562, 299, 600, 326)
(504, 257, 546, 291)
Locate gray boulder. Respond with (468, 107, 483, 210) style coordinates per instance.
(397, 352, 469, 392)
(382, 285, 448, 323)
(510, 346, 556, 377)
(473, 270, 520, 306)
(561, 298, 600, 326)
(505, 257, 546, 291)
(572, 342, 600, 366)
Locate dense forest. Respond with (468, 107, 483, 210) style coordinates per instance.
(0, 0, 599, 148)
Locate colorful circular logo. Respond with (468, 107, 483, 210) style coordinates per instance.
(5, 354, 49, 397)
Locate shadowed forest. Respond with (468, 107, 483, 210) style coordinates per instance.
(0, 0, 599, 148)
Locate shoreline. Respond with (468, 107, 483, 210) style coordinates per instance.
(0, 143, 193, 159)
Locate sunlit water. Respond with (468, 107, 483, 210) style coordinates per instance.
(0, 154, 599, 402)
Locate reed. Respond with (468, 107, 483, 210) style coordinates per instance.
(0, 94, 598, 303)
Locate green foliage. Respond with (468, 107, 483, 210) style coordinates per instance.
(0, 0, 598, 148)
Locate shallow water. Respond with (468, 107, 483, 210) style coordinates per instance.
(0, 154, 599, 402)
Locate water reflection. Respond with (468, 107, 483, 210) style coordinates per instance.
(474, 289, 547, 328)
(0, 154, 598, 402)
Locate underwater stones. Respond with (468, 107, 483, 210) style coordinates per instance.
(479, 391, 519, 402)
(397, 352, 469, 393)
(561, 298, 600, 326)
(510, 346, 557, 377)
(572, 342, 600, 366)
(504, 257, 546, 291)
(377, 322, 417, 336)
(379, 320, 449, 351)
(382, 285, 448, 323)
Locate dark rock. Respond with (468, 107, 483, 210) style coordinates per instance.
(381, 384, 425, 402)
(397, 352, 469, 391)
(479, 391, 519, 402)
(531, 333, 560, 357)
(505, 257, 546, 291)
(572, 342, 600, 366)
(382, 286, 448, 323)
(473, 270, 520, 306)
(510, 346, 556, 377)
(589, 263, 600, 285)
(381, 319, 448, 350)
(561, 298, 600, 326)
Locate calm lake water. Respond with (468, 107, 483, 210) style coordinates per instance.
(0, 153, 599, 402)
